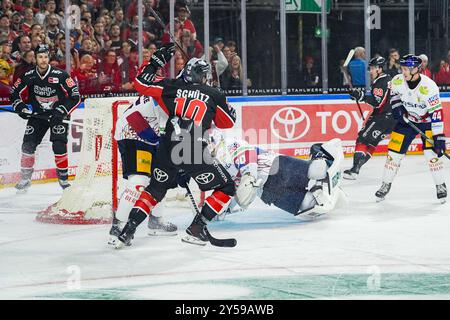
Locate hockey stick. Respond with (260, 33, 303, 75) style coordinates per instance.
(402, 116, 450, 160)
(0, 106, 86, 127)
(355, 100, 366, 121)
(184, 183, 237, 248)
(343, 49, 355, 68)
(147, 7, 190, 61)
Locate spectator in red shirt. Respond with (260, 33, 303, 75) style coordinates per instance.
(434, 51, 450, 85)
(180, 29, 203, 59)
(11, 35, 31, 63)
(98, 49, 121, 93)
(79, 17, 94, 39)
(72, 54, 99, 95)
(22, 8, 35, 34)
(120, 45, 139, 92)
(177, 4, 196, 40)
(12, 49, 34, 83)
(161, 18, 182, 44)
(419, 54, 432, 78)
(0, 14, 15, 42)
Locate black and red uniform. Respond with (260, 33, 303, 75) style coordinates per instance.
(10, 65, 81, 182)
(131, 60, 237, 222)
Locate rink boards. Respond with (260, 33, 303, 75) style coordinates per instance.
(1, 94, 450, 187)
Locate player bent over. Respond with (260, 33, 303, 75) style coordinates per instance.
(108, 95, 177, 246)
(344, 56, 396, 180)
(115, 44, 237, 248)
(375, 54, 447, 203)
(208, 129, 346, 219)
(10, 44, 81, 193)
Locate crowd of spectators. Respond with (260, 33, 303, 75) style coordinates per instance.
(0, 0, 250, 102)
(343, 46, 450, 88)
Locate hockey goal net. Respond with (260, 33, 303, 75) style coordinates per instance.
(37, 97, 203, 225)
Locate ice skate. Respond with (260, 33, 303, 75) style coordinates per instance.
(108, 219, 123, 246)
(343, 168, 358, 180)
(147, 215, 177, 236)
(436, 183, 447, 204)
(181, 219, 209, 246)
(375, 182, 391, 202)
(57, 170, 70, 190)
(115, 220, 137, 249)
(15, 177, 31, 194)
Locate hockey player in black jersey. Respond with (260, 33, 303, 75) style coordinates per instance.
(10, 44, 81, 192)
(116, 44, 237, 248)
(344, 56, 397, 180)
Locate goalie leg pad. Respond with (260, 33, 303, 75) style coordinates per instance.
(308, 159, 328, 180)
(423, 149, 445, 186)
(116, 174, 151, 222)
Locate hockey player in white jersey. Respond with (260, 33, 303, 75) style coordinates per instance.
(375, 54, 447, 203)
(108, 95, 177, 246)
(208, 129, 347, 218)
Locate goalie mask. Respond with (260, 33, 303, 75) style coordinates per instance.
(180, 58, 211, 84)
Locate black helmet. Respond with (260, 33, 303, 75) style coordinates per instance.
(181, 58, 210, 84)
(399, 54, 422, 68)
(34, 44, 50, 56)
(368, 56, 386, 69)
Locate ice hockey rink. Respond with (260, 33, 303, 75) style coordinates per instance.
(1, 155, 450, 300)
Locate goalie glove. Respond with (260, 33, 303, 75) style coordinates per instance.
(235, 173, 262, 209)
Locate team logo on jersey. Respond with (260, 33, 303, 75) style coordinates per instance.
(419, 86, 429, 95)
(25, 125, 34, 135)
(48, 77, 59, 84)
(195, 172, 215, 185)
(428, 94, 440, 107)
(372, 130, 381, 139)
(393, 78, 403, 86)
(66, 78, 76, 88)
(373, 88, 383, 96)
(270, 106, 310, 141)
(52, 125, 66, 134)
(153, 168, 168, 182)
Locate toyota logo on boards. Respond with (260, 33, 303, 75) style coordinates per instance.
(270, 106, 310, 141)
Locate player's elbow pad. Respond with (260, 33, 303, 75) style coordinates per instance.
(137, 128, 159, 144)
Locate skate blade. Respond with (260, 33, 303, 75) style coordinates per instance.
(148, 229, 178, 236)
(343, 173, 357, 180)
(375, 196, 385, 203)
(16, 188, 29, 194)
(296, 212, 326, 221)
(108, 236, 118, 246)
(181, 235, 207, 246)
(439, 198, 447, 204)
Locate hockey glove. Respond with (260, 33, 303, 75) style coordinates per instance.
(177, 170, 190, 188)
(235, 173, 262, 209)
(349, 88, 364, 102)
(50, 106, 67, 127)
(392, 105, 407, 124)
(433, 134, 446, 157)
(150, 43, 175, 68)
(14, 102, 31, 119)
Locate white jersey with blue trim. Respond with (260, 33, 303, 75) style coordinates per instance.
(114, 95, 168, 144)
(211, 133, 278, 188)
(390, 74, 444, 135)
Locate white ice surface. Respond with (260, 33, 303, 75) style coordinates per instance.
(1, 155, 450, 299)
